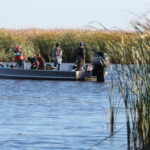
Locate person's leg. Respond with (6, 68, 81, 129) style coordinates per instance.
(16, 61, 21, 69)
(96, 65, 105, 82)
(54, 59, 57, 67)
(58, 64, 60, 70)
(77, 57, 81, 70)
(80, 59, 84, 70)
(21, 61, 25, 69)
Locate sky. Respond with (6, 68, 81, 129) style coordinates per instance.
(0, 0, 150, 30)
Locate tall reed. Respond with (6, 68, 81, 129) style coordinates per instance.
(108, 21, 150, 150)
(0, 28, 135, 62)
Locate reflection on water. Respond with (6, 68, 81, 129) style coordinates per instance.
(0, 65, 127, 150)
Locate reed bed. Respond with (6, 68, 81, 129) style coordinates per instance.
(0, 28, 136, 63)
(108, 21, 150, 150)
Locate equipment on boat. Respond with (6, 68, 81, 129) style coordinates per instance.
(92, 52, 109, 82)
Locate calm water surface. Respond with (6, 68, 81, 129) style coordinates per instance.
(0, 65, 127, 150)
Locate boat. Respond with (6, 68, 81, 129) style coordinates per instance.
(0, 51, 109, 81)
(0, 67, 87, 81)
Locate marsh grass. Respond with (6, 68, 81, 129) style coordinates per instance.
(0, 28, 136, 62)
(109, 76, 123, 133)
(108, 21, 150, 150)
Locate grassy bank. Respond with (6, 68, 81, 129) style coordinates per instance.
(0, 28, 138, 63)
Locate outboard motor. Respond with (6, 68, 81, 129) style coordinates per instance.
(92, 52, 109, 82)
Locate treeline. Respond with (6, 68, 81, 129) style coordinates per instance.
(0, 28, 148, 63)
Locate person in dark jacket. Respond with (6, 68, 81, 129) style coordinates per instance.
(75, 42, 86, 70)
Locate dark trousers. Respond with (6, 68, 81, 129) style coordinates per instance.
(93, 64, 105, 82)
(16, 60, 25, 69)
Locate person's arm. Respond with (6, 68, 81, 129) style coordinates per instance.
(42, 56, 45, 63)
(60, 48, 62, 57)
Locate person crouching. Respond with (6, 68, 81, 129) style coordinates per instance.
(36, 54, 45, 70)
(28, 57, 39, 70)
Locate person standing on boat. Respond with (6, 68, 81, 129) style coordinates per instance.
(52, 43, 62, 70)
(75, 42, 86, 70)
(13, 45, 25, 69)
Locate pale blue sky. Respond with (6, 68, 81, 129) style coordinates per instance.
(0, 0, 150, 30)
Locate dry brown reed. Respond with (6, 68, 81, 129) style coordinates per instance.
(0, 28, 136, 62)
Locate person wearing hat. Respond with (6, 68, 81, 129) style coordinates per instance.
(75, 42, 86, 70)
(51, 43, 62, 70)
(13, 45, 25, 69)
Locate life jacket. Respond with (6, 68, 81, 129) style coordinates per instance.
(14, 50, 24, 61)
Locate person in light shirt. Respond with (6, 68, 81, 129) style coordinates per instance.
(52, 43, 62, 70)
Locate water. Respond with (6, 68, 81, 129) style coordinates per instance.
(0, 65, 127, 150)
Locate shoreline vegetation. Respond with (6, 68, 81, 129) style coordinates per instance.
(0, 28, 137, 63)
(108, 21, 150, 150)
